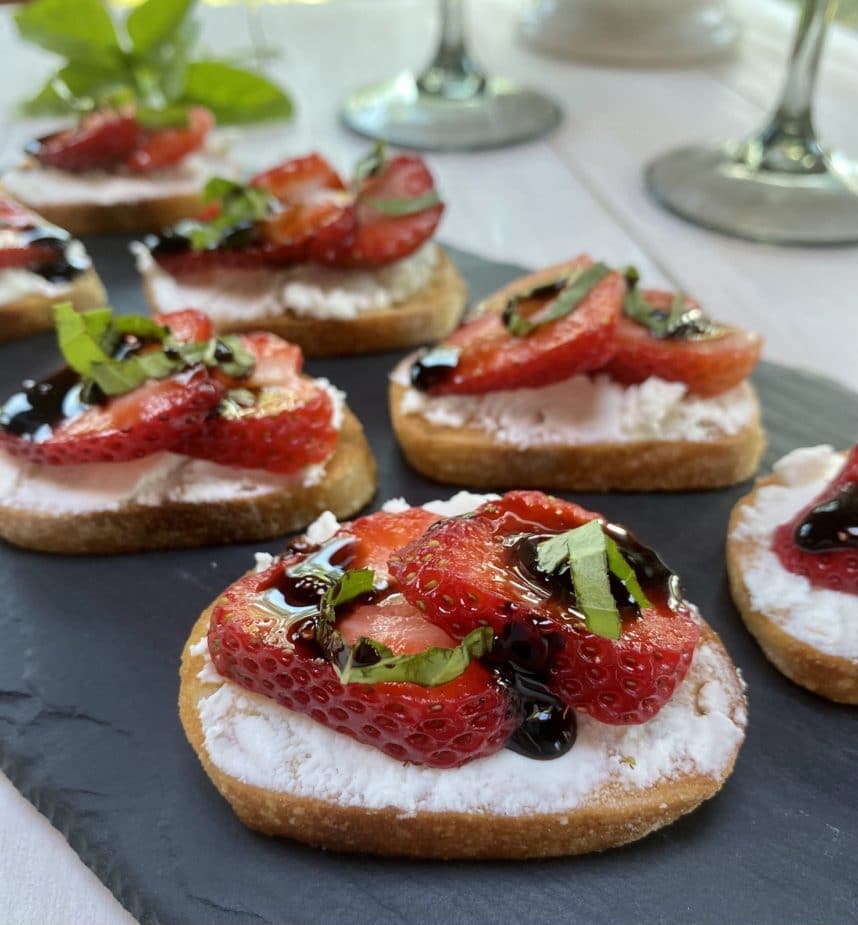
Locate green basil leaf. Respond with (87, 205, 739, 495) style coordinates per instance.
(179, 60, 292, 124)
(21, 61, 124, 115)
(88, 359, 149, 396)
(127, 0, 194, 55)
(352, 140, 387, 193)
(113, 315, 169, 341)
(337, 626, 494, 687)
(53, 303, 113, 375)
(320, 569, 375, 626)
(622, 266, 725, 341)
(367, 190, 441, 217)
(604, 537, 652, 612)
(186, 179, 273, 251)
(504, 262, 612, 337)
(214, 335, 256, 379)
(15, 0, 122, 68)
(135, 104, 191, 130)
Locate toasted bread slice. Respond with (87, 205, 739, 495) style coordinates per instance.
(0, 410, 376, 555)
(727, 461, 858, 704)
(141, 248, 468, 357)
(179, 608, 746, 859)
(390, 379, 765, 492)
(0, 267, 106, 343)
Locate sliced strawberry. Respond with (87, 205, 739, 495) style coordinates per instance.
(153, 309, 213, 343)
(30, 110, 142, 173)
(176, 333, 335, 474)
(251, 153, 346, 200)
(338, 508, 444, 579)
(338, 155, 443, 268)
(208, 558, 519, 768)
(0, 367, 224, 466)
(417, 260, 624, 395)
(126, 107, 213, 174)
(772, 445, 858, 595)
(0, 243, 62, 272)
(604, 289, 762, 397)
(391, 491, 700, 725)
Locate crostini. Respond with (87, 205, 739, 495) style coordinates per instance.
(0, 307, 375, 554)
(727, 444, 858, 703)
(134, 146, 467, 356)
(390, 258, 765, 491)
(0, 193, 105, 342)
(180, 490, 747, 858)
(2, 106, 233, 235)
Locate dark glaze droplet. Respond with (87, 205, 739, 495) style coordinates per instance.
(795, 484, 858, 551)
(0, 367, 89, 439)
(7, 225, 89, 283)
(507, 703, 577, 760)
(500, 277, 567, 327)
(409, 345, 460, 391)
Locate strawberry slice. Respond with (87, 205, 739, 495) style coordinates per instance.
(29, 110, 142, 173)
(391, 491, 700, 725)
(338, 508, 444, 578)
(0, 367, 224, 466)
(772, 445, 858, 595)
(414, 259, 624, 395)
(126, 107, 213, 174)
(154, 308, 213, 343)
(339, 154, 443, 268)
(207, 553, 519, 768)
(176, 333, 336, 474)
(0, 243, 63, 272)
(149, 245, 272, 276)
(604, 289, 762, 397)
(251, 154, 356, 265)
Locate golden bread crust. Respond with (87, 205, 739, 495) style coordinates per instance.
(727, 472, 858, 704)
(0, 410, 376, 555)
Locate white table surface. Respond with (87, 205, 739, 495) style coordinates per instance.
(1, 1, 856, 922)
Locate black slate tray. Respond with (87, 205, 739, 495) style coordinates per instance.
(1, 239, 856, 925)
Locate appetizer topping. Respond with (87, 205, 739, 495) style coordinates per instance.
(772, 445, 858, 595)
(409, 258, 761, 398)
(26, 106, 213, 175)
(410, 257, 624, 395)
(146, 145, 444, 273)
(0, 307, 336, 473)
(391, 492, 699, 725)
(0, 195, 89, 283)
(209, 492, 701, 768)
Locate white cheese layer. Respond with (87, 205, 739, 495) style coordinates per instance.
(135, 242, 439, 322)
(730, 445, 858, 660)
(0, 380, 343, 515)
(0, 240, 91, 305)
(2, 151, 236, 207)
(392, 358, 758, 446)
(191, 493, 746, 816)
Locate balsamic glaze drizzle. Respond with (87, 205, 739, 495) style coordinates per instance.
(794, 484, 858, 552)
(3, 224, 89, 283)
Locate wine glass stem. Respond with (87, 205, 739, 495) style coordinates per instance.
(755, 0, 838, 173)
(417, 0, 486, 100)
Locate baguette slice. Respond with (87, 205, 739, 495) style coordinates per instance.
(727, 458, 858, 704)
(179, 507, 747, 859)
(0, 409, 376, 555)
(0, 267, 106, 343)
(141, 248, 468, 357)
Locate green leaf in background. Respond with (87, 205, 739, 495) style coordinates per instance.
(180, 60, 293, 124)
(15, 0, 121, 69)
(337, 626, 494, 688)
(127, 0, 195, 55)
(135, 104, 191, 131)
(22, 61, 124, 115)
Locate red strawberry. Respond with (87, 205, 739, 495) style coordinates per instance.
(0, 195, 37, 229)
(391, 491, 700, 725)
(207, 557, 520, 768)
(604, 289, 762, 397)
(251, 154, 356, 265)
(0, 367, 224, 466)
(150, 245, 271, 276)
(419, 260, 624, 395)
(154, 309, 213, 343)
(177, 333, 336, 474)
(338, 508, 444, 578)
(0, 243, 62, 272)
(30, 110, 142, 173)
(126, 107, 213, 174)
(338, 155, 443, 268)
(772, 445, 858, 595)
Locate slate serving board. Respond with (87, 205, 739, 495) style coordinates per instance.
(1, 239, 856, 925)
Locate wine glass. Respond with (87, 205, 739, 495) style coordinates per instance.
(340, 0, 561, 151)
(645, 0, 858, 245)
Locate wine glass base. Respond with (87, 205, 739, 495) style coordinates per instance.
(341, 73, 561, 151)
(645, 145, 858, 245)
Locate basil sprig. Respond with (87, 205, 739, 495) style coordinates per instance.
(504, 262, 612, 337)
(622, 267, 725, 341)
(181, 177, 275, 252)
(366, 190, 442, 218)
(16, 0, 293, 125)
(536, 521, 652, 640)
(53, 303, 254, 399)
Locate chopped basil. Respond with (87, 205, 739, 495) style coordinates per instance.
(352, 140, 387, 192)
(622, 266, 726, 341)
(366, 190, 441, 217)
(536, 521, 652, 640)
(183, 178, 274, 252)
(504, 262, 612, 337)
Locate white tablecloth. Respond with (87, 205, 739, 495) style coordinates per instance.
(1, 1, 856, 921)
